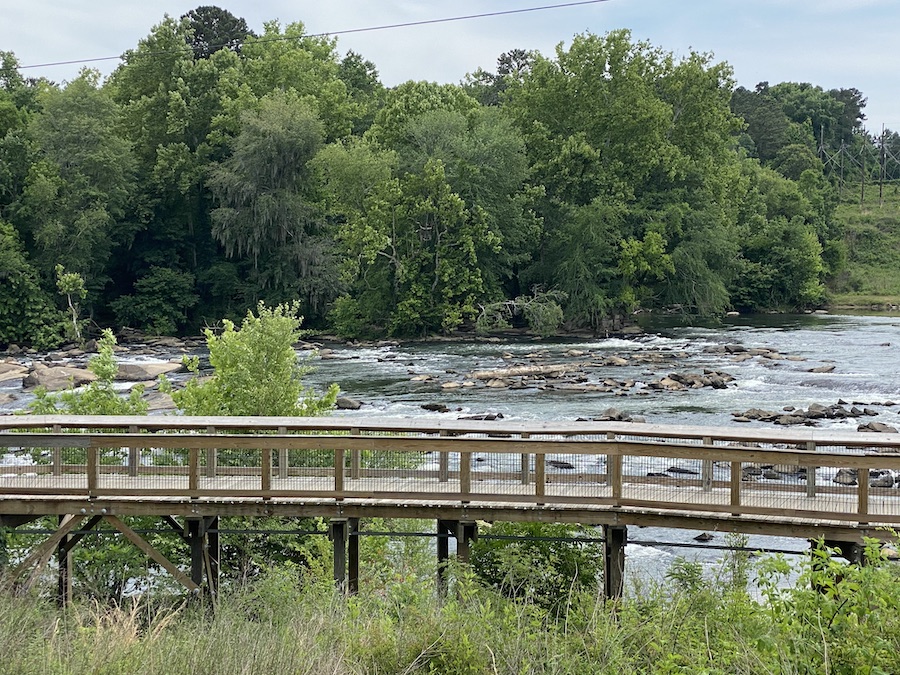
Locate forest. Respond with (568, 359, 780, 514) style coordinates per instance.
(0, 5, 897, 348)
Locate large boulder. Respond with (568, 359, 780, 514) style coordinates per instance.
(833, 468, 858, 486)
(336, 397, 363, 410)
(115, 361, 183, 381)
(142, 391, 175, 412)
(858, 422, 899, 433)
(22, 364, 97, 391)
(0, 362, 28, 384)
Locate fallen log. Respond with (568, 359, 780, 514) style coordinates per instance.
(470, 364, 575, 380)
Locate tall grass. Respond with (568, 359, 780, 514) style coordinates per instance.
(3, 542, 900, 674)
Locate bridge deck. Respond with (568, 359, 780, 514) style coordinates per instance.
(2, 414, 900, 541)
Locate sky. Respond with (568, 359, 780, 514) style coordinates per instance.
(1, 0, 897, 132)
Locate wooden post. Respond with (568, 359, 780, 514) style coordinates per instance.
(436, 519, 451, 596)
(87, 447, 99, 495)
(610, 452, 623, 505)
(351, 428, 361, 480)
(730, 461, 741, 516)
(261, 448, 272, 494)
(858, 467, 869, 523)
(206, 516, 220, 598)
(128, 425, 139, 477)
(52, 424, 62, 477)
(701, 436, 713, 491)
(605, 431, 616, 484)
(187, 518, 204, 587)
(439, 430, 450, 482)
(455, 521, 478, 565)
(347, 518, 360, 596)
(334, 448, 345, 498)
(805, 441, 817, 498)
(460, 451, 471, 503)
(56, 515, 73, 606)
(205, 426, 217, 479)
(535, 452, 545, 505)
(188, 448, 199, 495)
(520, 433, 530, 484)
(278, 426, 288, 480)
(603, 524, 627, 600)
(329, 519, 348, 593)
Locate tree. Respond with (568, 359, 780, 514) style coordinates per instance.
(182, 6, 253, 59)
(394, 107, 539, 297)
(17, 70, 135, 287)
(0, 219, 59, 348)
(238, 21, 354, 141)
(171, 302, 338, 417)
(208, 92, 338, 316)
(507, 30, 745, 322)
(108, 16, 240, 330)
(463, 48, 536, 107)
(328, 159, 499, 336)
(55, 264, 86, 343)
(110, 266, 199, 335)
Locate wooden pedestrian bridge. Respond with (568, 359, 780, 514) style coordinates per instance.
(1, 415, 899, 600)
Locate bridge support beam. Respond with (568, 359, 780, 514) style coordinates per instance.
(603, 524, 627, 600)
(820, 538, 865, 564)
(436, 520, 478, 596)
(186, 516, 220, 597)
(329, 518, 359, 594)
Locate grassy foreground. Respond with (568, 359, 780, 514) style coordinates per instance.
(3, 545, 900, 675)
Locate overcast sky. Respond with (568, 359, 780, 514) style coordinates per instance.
(1, 0, 897, 131)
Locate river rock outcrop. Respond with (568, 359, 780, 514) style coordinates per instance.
(22, 364, 97, 391)
(115, 361, 183, 381)
(732, 402, 887, 426)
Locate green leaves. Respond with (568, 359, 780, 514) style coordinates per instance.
(171, 301, 337, 417)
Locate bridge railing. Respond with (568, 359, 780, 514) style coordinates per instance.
(2, 415, 900, 525)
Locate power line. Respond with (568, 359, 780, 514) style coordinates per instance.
(18, 0, 615, 71)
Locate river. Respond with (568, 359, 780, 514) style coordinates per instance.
(301, 311, 900, 584)
(306, 312, 900, 430)
(4, 312, 899, 587)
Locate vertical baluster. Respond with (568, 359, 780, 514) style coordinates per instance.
(351, 428, 361, 480)
(701, 436, 713, 491)
(128, 425, 140, 478)
(535, 451, 545, 505)
(730, 461, 741, 515)
(439, 430, 450, 482)
(610, 452, 623, 505)
(87, 446, 99, 495)
(460, 450, 471, 503)
(858, 466, 869, 523)
(805, 441, 817, 498)
(52, 424, 62, 476)
(189, 447, 199, 495)
(520, 433, 530, 484)
(278, 426, 288, 479)
(205, 426, 217, 478)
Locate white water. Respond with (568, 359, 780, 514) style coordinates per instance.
(3, 312, 897, 582)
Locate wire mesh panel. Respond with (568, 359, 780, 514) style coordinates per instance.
(4, 417, 900, 529)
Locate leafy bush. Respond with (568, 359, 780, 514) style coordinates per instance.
(29, 328, 147, 417)
(169, 301, 338, 417)
(469, 521, 603, 610)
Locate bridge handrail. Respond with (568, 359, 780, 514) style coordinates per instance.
(2, 415, 900, 526)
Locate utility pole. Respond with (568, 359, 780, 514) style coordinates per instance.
(880, 124, 886, 207)
(839, 141, 845, 200)
(861, 144, 866, 207)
